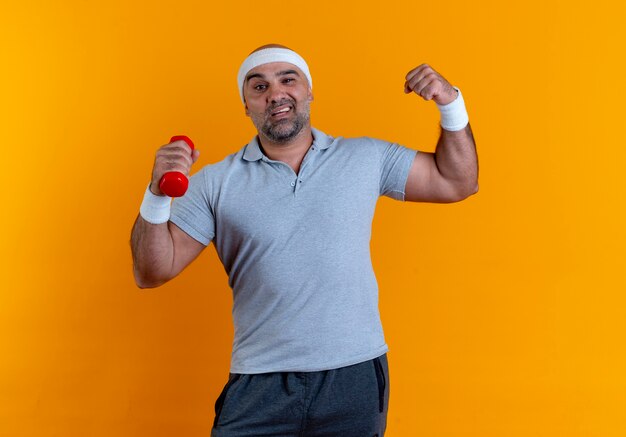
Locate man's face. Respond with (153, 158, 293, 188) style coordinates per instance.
(243, 62, 313, 144)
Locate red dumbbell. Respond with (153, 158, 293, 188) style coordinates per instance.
(159, 135, 195, 197)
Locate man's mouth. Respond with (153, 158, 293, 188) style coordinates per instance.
(270, 105, 292, 117)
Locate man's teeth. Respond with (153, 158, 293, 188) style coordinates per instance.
(273, 107, 290, 115)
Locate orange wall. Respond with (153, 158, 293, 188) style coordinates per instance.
(1, 0, 625, 436)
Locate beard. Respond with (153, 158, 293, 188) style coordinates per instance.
(253, 99, 310, 144)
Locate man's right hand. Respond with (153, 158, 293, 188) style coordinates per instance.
(149, 139, 201, 196)
(132, 138, 204, 288)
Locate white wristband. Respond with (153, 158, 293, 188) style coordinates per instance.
(139, 184, 172, 224)
(436, 86, 469, 131)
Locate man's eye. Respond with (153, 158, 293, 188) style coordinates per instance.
(283, 78, 294, 83)
(254, 84, 267, 91)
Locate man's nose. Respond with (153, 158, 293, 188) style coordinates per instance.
(267, 83, 289, 103)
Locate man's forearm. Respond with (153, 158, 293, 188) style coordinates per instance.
(130, 215, 175, 288)
(434, 122, 479, 197)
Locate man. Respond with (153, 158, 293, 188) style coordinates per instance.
(130, 44, 478, 436)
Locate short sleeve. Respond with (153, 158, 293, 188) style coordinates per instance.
(169, 169, 215, 246)
(379, 142, 418, 200)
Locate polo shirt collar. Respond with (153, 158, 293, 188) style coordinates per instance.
(242, 136, 264, 162)
(242, 127, 334, 162)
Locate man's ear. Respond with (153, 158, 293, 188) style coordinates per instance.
(244, 98, 250, 116)
(308, 88, 314, 103)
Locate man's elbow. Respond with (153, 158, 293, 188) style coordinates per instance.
(453, 181, 479, 202)
(134, 277, 161, 290)
(133, 269, 169, 289)
(135, 280, 161, 290)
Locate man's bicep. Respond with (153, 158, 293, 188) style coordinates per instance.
(168, 221, 207, 278)
(404, 152, 462, 203)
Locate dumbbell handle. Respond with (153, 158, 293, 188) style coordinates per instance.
(159, 135, 195, 197)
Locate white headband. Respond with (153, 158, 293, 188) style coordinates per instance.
(237, 48, 312, 104)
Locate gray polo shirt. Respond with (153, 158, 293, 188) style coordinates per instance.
(170, 127, 417, 374)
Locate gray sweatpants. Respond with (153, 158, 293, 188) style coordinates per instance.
(211, 354, 390, 437)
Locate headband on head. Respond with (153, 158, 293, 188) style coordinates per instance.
(237, 48, 312, 104)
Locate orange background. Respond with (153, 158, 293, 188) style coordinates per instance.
(1, 0, 625, 436)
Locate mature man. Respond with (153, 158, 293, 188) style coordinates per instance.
(130, 43, 478, 436)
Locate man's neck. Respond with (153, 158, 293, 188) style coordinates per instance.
(258, 126, 314, 174)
